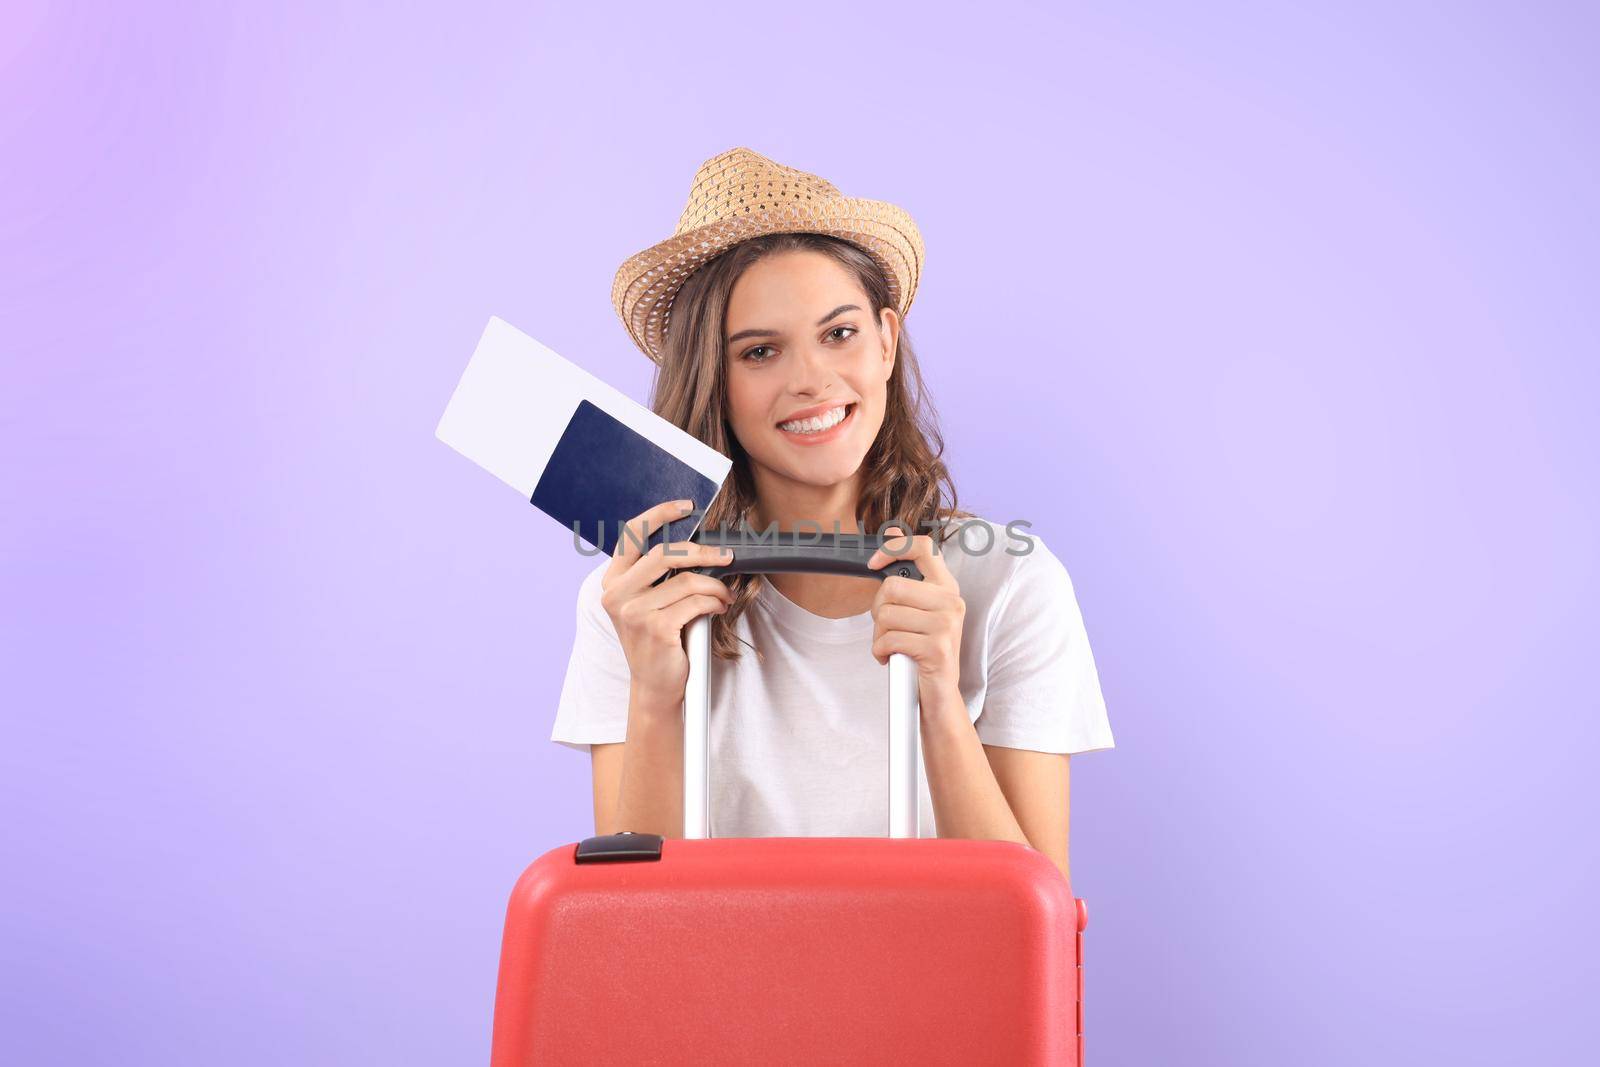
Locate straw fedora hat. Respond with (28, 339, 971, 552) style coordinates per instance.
(611, 147, 925, 364)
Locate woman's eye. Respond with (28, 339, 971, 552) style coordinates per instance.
(742, 327, 852, 362)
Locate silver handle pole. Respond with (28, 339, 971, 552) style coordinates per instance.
(887, 652, 921, 838)
(683, 614, 712, 839)
(681, 611, 920, 841)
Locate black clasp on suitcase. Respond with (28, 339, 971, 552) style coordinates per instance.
(574, 831, 664, 863)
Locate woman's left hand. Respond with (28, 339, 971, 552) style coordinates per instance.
(866, 523, 966, 699)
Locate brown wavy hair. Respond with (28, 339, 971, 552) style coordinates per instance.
(649, 232, 973, 661)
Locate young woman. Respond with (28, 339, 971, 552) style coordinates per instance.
(551, 148, 1113, 884)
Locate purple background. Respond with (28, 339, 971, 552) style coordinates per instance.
(3, 2, 1593, 1063)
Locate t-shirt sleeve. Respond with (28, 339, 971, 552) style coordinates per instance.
(550, 560, 634, 754)
(975, 535, 1115, 755)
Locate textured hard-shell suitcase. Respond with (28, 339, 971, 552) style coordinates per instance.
(491, 533, 1089, 1065)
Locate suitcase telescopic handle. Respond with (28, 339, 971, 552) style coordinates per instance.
(680, 530, 927, 841)
(682, 529, 926, 583)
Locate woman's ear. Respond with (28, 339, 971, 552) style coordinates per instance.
(878, 307, 901, 380)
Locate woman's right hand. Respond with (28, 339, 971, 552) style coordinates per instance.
(601, 499, 736, 710)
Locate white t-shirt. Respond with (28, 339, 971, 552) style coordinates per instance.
(550, 517, 1115, 838)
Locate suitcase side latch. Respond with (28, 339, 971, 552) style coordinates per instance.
(574, 832, 665, 863)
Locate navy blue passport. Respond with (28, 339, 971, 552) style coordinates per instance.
(531, 400, 721, 557)
(437, 317, 732, 560)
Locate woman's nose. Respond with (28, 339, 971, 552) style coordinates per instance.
(785, 343, 834, 395)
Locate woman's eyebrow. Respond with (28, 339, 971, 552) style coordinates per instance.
(726, 304, 862, 345)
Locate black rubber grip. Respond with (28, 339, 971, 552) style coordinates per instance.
(683, 529, 925, 582)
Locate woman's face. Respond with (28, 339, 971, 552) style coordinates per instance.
(722, 250, 900, 494)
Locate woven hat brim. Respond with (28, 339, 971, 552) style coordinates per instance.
(611, 197, 923, 364)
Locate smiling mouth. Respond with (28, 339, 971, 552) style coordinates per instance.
(777, 403, 855, 435)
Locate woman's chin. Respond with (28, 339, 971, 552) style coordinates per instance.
(753, 447, 864, 490)
(777, 454, 857, 486)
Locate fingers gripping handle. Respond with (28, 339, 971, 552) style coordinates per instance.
(682, 531, 926, 841)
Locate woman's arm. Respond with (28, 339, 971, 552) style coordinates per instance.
(590, 687, 685, 838)
(583, 499, 735, 839)
(864, 526, 1073, 883)
(981, 744, 1070, 885)
(919, 684, 1072, 884)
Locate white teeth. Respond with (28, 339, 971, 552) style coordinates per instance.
(779, 404, 850, 434)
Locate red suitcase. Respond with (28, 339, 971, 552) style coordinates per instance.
(491, 534, 1089, 1065)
